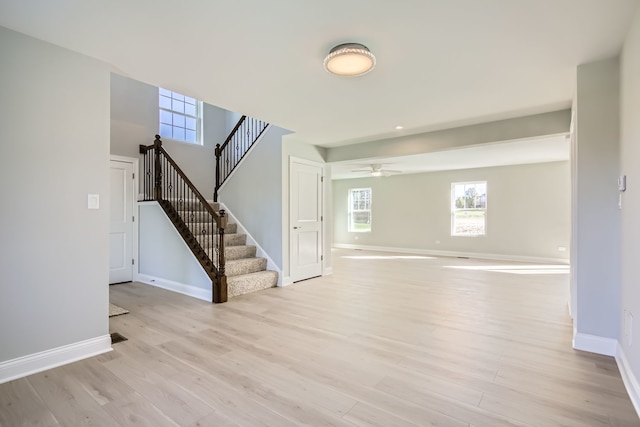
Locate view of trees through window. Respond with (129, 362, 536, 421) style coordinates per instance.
(452, 182, 487, 236)
(349, 188, 372, 232)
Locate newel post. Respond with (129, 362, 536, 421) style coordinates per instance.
(153, 135, 163, 201)
(213, 209, 228, 303)
(214, 143, 222, 202)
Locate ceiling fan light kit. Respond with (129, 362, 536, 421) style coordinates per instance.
(351, 164, 402, 177)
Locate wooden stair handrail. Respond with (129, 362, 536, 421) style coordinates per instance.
(140, 136, 227, 229)
(214, 115, 269, 202)
(218, 115, 247, 153)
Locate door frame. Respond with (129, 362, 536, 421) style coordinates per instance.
(110, 155, 139, 283)
(288, 156, 325, 284)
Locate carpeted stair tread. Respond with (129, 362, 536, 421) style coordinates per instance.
(228, 270, 278, 298)
(225, 257, 268, 276)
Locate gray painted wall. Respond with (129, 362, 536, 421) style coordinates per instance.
(333, 162, 570, 261)
(620, 5, 640, 389)
(219, 126, 291, 269)
(574, 57, 621, 340)
(110, 73, 231, 198)
(138, 203, 210, 290)
(0, 27, 110, 361)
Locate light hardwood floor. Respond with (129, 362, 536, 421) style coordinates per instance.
(1, 249, 638, 426)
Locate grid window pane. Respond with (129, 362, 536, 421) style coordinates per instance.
(159, 88, 202, 144)
(159, 95, 172, 110)
(185, 117, 196, 130)
(160, 124, 173, 138)
(173, 127, 185, 141)
(184, 103, 196, 117)
(171, 99, 185, 114)
(173, 113, 185, 128)
(160, 110, 173, 125)
(451, 182, 487, 236)
(348, 188, 372, 232)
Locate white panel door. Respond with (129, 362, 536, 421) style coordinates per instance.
(290, 160, 323, 282)
(109, 160, 134, 284)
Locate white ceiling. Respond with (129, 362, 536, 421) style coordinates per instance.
(0, 1, 635, 155)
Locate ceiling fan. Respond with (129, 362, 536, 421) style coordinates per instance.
(351, 164, 402, 177)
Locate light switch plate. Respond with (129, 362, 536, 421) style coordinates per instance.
(88, 194, 99, 209)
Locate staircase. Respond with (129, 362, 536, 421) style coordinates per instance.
(140, 130, 277, 303)
(185, 200, 278, 298)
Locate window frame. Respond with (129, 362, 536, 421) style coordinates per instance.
(451, 181, 487, 237)
(158, 88, 203, 145)
(348, 187, 372, 233)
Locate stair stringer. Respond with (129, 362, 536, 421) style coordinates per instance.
(218, 201, 282, 286)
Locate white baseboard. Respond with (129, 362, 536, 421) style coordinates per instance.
(332, 243, 569, 264)
(0, 335, 112, 384)
(616, 343, 640, 418)
(138, 274, 212, 302)
(280, 276, 293, 287)
(572, 331, 617, 356)
(323, 266, 334, 276)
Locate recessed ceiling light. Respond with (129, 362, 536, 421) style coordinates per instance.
(395, 125, 404, 130)
(324, 43, 376, 76)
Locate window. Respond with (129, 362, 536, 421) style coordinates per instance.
(159, 88, 202, 144)
(451, 182, 487, 236)
(348, 188, 372, 232)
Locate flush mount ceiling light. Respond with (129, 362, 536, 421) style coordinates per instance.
(324, 43, 376, 76)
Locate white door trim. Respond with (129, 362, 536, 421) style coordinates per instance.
(289, 156, 324, 283)
(110, 155, 139, 282)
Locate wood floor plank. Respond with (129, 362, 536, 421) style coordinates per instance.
(101, 355, 216, 426)
(27, 367, 119, 426)
(101, 392, 180, 426)
(0, 378, 60, 427)
(169, 369, 301, 427)
(63, 358, 135, 406)
(0, 249, 637, 426)
(342, 401, 421, 427)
